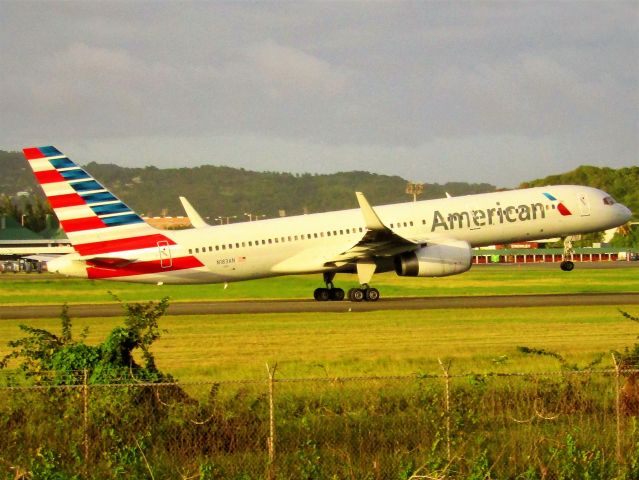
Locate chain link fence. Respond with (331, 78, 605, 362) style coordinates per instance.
(1, 366, 638, 479)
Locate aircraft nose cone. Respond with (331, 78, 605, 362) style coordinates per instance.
(619, 204, 632, 223)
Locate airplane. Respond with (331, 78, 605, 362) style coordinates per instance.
(23, 146, 632, 302)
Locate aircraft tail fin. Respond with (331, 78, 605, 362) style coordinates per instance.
(23, 146, 163, 255)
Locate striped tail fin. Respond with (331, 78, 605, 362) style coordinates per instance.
(23, 146, 164, 255)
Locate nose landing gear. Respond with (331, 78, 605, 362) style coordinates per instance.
(560, 236, 576, 272)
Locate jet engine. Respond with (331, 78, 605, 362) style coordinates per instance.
(394, 240, 472, 277)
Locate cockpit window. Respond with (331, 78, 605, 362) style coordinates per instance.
(603, 196, 616, 205)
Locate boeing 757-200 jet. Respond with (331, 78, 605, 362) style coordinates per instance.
(23, 146, 632, 302)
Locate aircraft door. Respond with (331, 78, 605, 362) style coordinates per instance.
(577, 194, 591, 216)
(158, 240, 172, 268)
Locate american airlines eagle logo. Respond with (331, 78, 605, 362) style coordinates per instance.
(543, 192, 572, 216)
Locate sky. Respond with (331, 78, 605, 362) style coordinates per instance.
(1, 1, 637, 187)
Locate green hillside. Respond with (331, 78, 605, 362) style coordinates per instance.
(1, 150, 635, 227)
(0, 150, 495, 219)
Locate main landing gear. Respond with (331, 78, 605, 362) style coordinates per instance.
(313, 272, 380, 302)
(313, 272, 345, 301)
(347, 285, 380, 302)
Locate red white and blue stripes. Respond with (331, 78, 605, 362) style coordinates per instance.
(23, 146, 146, 235)
(23, 146, 204, 280)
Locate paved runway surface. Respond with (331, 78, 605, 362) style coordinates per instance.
(1, 293, 638, 319)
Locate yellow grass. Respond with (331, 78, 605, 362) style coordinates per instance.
(1, 305, 637, 381)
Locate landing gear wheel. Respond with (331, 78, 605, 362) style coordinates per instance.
(348, 288, 365, 302)
(330, 288, 345, 301)
(314, 288, 331, 301)
(560, 260, 574, 272)
(365, 288, 380, 302)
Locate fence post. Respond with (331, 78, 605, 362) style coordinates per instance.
(266, 363, 278, 480)
(611, 353, 622, 463)
(83, 368, 89, 467)
(438, 358, 452, 463)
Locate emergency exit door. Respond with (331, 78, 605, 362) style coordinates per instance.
(158, 240, 172, 268)
(577, 194, 591, 216)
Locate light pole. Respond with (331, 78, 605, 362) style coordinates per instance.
(217, 215, 237, 224)
(244, 213, 266, 221)
(406, 182, 424, 202)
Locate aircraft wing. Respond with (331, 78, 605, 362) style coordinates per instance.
(326, 192, 419, 264)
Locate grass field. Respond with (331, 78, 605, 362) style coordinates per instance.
(2, 305, 637, 381)
(1, 263, 638, 305)
(1, 265, 638, 381)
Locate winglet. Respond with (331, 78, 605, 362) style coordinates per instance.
(355, 192, 386, 231)
(179, 196, 210, 228)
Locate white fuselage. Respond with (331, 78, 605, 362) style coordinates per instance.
(49, 185, 630, 284)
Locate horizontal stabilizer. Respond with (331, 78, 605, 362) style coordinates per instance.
(80, 256, 137, 268)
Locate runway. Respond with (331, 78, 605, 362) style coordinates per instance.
(1, 292, 638, 319)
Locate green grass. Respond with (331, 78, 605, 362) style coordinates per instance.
(1, 264, 638, 305)
(2, 305, 638, 381)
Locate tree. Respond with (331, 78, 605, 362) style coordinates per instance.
(1, 296, 171, 385)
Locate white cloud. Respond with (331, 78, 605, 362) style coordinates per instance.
(244, 40, 350, 97)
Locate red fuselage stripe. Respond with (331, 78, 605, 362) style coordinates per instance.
(87, 256, 204, 279)
(74, 233, 175, 256)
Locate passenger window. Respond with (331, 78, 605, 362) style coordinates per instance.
(229, 244, 233, 249)
(195, 248, 199, 253)
(215, 245, 219, 251)
(222, 245, 226, 250)
(189, 249, 193, 254)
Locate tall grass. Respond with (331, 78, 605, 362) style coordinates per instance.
(1, 371, 637, 479)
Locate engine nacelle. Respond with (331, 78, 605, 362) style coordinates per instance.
(394, 240, 472, 277)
